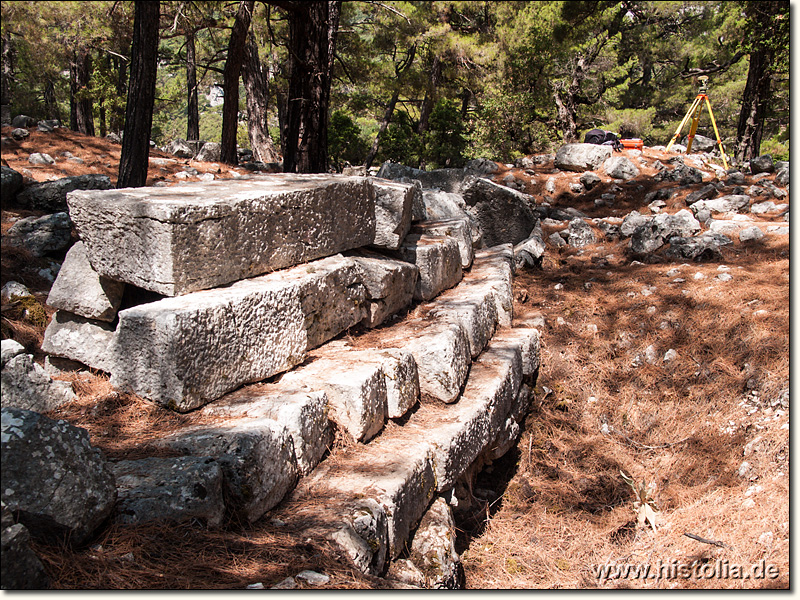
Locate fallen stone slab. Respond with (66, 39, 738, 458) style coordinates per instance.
(554, 143, 612, 172)
(42, 311, 116, 373)
(1, 407, 117, 546)
(108, 254, 368, 411)
(201, 384, 332, 476)
(157, 418, 297, 524)
(15, 174, 113, 212)
(465, 245, 515, 327)
(348, 250, 418, 328)
(46, 241, 125, 322)
(462, 177, 538, 247)
(67, 174, 376, 296)
(1, 351, 77, 413)
(370, 179, 417, 250)
(280, 347, 388, 443)
(394, 232, 463, 301)
(111, 456, 225, 527)
(414, 219, 475, 269)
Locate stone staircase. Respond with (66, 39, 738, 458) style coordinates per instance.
(41, 172, 541, 584)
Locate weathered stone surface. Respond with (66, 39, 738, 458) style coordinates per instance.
(370, 179, 416, 250)
(513, 223, 546, 270)
(630, 210, 701, 255)
(427, 280, 498, 360)
(664, 232, 732, 261)
(6, 212, 72, 257)
(554, 143, 612, 172)
(749, 154, 774, 174)
(1, 506, 50, 590)
(685, 184, 719, 205)
(414, 219, 474, 269)
(42, 311, 116, 373)
(466, 245, 514, 327)
(1, 339, 26, 367)
(1, 407, 116, 545)
(1, 351, 77, 412)
(286, 435, 436, 572)
(203, 386, 331, 476)
(112, 456, 225, 527)
(195, 142, 221, 162)
(408, 497, 463, 589)
(67, 174, 376, 296)
(158, 418, 297, 524)
(349, 250, 418, 328)
(394, 233, 462, 301)
(281, 347, 388, 443)
(690, 194, 750, 216)
(46, 241, 125, 322)
(15, 175, 112, 212)
(1, 165, 24, 208)
(681, 133, 717, 153)
(565, 217, 596, 248)
(462, 177, 538, 247)
(108, 254, 368, 411)
(603, 155, 640, 180)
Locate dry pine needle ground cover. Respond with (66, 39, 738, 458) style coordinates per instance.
(1, 128, 790, 589)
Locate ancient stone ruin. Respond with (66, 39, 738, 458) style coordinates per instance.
(8, 169, 540, 587)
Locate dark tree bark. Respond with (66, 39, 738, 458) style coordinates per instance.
(242, 31, 278, 163)
(735, 49, 771, 162)
(70, 48, 95, 136)
(270, 0, 340, 173)
(186, 30, 200, 141)
(118, 1, 160, 189)
(43, 79, 61, 123)
(733, 1, 788, 163)
(417, 55, 441, 136)
(0, 32, 13, 125)
(220, 0, 255, 165)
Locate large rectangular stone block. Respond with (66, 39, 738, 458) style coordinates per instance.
(108, 254, 368, 411)
(67, 174, 376, 296)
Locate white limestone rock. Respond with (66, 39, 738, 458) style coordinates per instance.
(394, 233, 463, 301)
(349, 251, 418, 328)
(157, 418, 298, 524)
(46, 241, 125, 322)
(370, 179, 416, 250)
(41, 311, 116, 373)
(67, 174, 376, 296)
(108, 254, 368, 411)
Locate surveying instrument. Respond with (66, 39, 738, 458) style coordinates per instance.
(665, 75, 729, 170)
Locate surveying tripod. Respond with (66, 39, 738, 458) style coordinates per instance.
(665, 76, 729, 170)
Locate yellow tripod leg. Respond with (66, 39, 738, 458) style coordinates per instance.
(704, 97, 729, 171)
(686, 96, 705, 154)
(666, 96, 702, 152)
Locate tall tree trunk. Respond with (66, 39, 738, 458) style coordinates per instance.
(43, 79, 61, 123)
(735, 49, 771, 162)
(1, 32, 15, 125)
(118, 1, 160, 188)
(242, 31, 278, 163)
(186, 30, 200, 141)
(553, 84, 578, 143)
(417, 55, 441, 135)
(363, 89, 400, 169)
(220, 0, 255, 165)
(71, 49, 95, 136)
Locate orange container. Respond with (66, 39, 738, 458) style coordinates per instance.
(621, 138, 643, 150)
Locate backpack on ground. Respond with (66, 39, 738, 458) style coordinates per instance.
(584, 128, 623, 152)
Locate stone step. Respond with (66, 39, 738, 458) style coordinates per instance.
(67, 174, 376, 296)
(271, 327, 540, 576)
